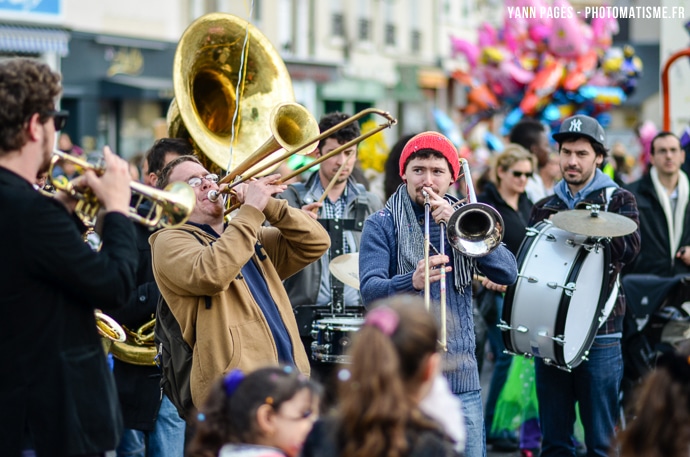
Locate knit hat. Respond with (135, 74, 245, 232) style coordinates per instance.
(552, 114, 606, 148)
(399, 131, 460, 180)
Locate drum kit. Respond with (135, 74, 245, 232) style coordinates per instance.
(307, 253, 363, 364)
(500, 204, 638, 371)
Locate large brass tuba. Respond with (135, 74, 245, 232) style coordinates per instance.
(168, 12, 298, 175)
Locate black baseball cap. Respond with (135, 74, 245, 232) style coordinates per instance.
(552, 115, 606, 148)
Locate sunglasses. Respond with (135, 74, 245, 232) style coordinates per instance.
(511, 170, 534, 179)
(43, 110, 69, 131)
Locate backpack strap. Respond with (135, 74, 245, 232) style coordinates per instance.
(179, 228, 213, 310)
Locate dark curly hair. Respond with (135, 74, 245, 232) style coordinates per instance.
(186, 365, 321, 457)
(317, 112, 361, 152)
(0, 58, 61, 155)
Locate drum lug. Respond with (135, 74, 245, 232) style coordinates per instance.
(547, 281, 576, 296)
(581, 350, 589, 362)
(518, 273, 538, 283)
(544, 358, 572, 372)
(496, 321, 512, 331)
(516, 325, 529, 333)
(551, 335, 566, 346)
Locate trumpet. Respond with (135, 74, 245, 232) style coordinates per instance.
(48, 150, 196, 229)
(208, 108, 397, 206)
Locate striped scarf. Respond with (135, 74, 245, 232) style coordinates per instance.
(385, 184, 475, 292)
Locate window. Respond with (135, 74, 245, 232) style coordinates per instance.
(411, 30, 421, 53)
(358, 18, 370, 41)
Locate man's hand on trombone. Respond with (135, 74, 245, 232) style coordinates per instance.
(423, 186, 454, 225)
(231, 173, 287, 212)
(300, 202, 322, 220)
(412, 254, 452, 291)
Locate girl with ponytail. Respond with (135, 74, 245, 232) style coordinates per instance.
(303, 295, 463, 457)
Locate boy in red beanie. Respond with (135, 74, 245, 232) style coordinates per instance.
(359, 130, 518, 457)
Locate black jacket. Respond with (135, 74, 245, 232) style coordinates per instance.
(477, 182, 533, 257)
(108, 201, 164, 431)
(624, 172, 690, 277)
(0, 167, 138, 456)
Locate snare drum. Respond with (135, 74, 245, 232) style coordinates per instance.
(310, 317, 363, 364)
(501, 221, 613, 370)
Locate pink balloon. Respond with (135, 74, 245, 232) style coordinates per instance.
(478, 22, 498, 47)
(450, 36, 480, 68)
(548, 0, 587, 58)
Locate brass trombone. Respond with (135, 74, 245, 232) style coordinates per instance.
(208, 108, 397, 209)
(48, 150, 196, 229)
(423, 158, 504, 350)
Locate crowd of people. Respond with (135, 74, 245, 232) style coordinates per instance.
(3, 55, 690, 457)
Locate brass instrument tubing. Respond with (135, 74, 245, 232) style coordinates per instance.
(439, 219, 448, 352)
(423, 190, 431, 311)
(211, 108, 396, 204)
(312, 152, 351, 214)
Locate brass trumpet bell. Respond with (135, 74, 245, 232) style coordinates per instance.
(171, 13, 296, 172)
(447, 202, 504, 257)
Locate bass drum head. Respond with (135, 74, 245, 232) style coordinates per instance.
(503, 221, 611, 369)
(557, 242, 609, 367)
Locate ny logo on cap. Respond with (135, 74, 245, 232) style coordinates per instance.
(569, 119, 582, 132)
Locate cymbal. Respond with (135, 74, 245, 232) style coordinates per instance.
(329, 253, 360, 290)
(551, 209, 638, 237)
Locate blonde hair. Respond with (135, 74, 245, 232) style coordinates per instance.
(491, 143, 536, 185)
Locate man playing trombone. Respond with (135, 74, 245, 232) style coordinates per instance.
(359, 131, 517, 457)
(149, 155, 330, 412)
(0, 58, 138, 456)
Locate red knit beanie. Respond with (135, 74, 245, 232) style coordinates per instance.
(399, 131, 460, 180)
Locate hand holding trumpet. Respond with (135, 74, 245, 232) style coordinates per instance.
(413, 254, 452, 291)
(52, 146, 130, 217)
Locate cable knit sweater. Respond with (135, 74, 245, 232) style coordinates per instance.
(359, 200, 517, 394)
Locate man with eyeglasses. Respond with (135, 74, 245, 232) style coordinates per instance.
(0, 58, 138, 456)
(149, 155, 330, 413)
(625, 132, 690, 277)
(108, 138, 191, 457)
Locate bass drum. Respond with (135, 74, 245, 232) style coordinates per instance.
(501, 221, 613, 370)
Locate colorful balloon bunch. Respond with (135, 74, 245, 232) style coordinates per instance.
(450, 0, 643, 136)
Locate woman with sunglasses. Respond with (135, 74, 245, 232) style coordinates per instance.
(477, 143, 538, 455)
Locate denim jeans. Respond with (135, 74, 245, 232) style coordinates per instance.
(535, 337, 622, 457)
(458, 389, 486, 457)
(483, 294, 513, 437)
(116, 395, 186, 457)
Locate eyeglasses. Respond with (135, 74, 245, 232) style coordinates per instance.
(187, 174, 219, 188)
(511, 170, 534, 179)
(44, 110, 69, 131)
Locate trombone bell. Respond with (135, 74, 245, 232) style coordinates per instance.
(447, 202, 504, 257)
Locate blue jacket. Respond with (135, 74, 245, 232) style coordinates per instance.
(359, 198, 517, 394)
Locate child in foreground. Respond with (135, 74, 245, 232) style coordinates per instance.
(186, 365, 321, 457)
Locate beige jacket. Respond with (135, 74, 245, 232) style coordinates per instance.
(150, 198, 329, 407)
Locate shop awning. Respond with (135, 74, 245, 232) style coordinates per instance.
(0, 24, 70, 56)
(101, 74, 174, 100)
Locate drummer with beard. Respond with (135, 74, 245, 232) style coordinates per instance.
(528, 115, 640, 457)
(358, 131, 518, 457)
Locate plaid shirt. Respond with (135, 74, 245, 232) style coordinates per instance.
(529, 186, 641, 335)
(317, 181, 351, 254)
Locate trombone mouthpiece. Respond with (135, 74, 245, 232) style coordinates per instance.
(208, 190, 220, 202)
